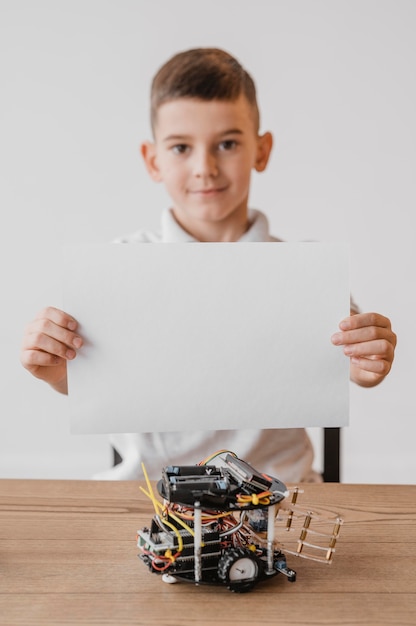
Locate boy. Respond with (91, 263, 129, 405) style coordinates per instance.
(20, 48, 396, 481)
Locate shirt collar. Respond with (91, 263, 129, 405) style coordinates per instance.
(161, 208, 271, 243)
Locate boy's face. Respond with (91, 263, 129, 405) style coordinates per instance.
(142, 95, 272, 241)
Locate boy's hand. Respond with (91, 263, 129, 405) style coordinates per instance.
(331, 312, 397, 387)
(20, 307, 83, 394)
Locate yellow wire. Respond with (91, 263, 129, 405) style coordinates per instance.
(139, 463, 198, 539)
(198, 449, 237, 466)
(159, 516, 184, 555)
(141, 462, 161, 516)
(139, 485, 162, 511)
(138, 484, 183, 555)
(236, 492, 272, 506)
(167, 509, 197, 539)
(175, 509, 233, 521)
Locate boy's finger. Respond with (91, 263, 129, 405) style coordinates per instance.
(339, 312, 392, 331)
(350, 355, 392, 377)
(26, 318, 83, 351)
(34, 306, 79, 332)
(22, 331, 78, 360)
(342, 338, 395, 360)
(21, 349, 66, 369)
(331, 325, 393, 347)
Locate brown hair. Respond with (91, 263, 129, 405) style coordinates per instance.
(150, 48, 260, 132)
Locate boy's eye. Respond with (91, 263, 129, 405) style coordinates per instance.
(218, 140, 237, 151)
(171, 144, 189, 155)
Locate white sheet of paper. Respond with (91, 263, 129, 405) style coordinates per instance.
(63, 243, 350, 434)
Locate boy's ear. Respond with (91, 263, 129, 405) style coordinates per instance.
(141, 142, 163, 182)
(254, 132, 273, 172)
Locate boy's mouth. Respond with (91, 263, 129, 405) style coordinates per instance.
(189, 186, 228, 195)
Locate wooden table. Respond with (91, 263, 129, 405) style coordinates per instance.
(0, 480, 415, 625)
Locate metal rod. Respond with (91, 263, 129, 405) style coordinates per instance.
(194, 501, 202, 583)
(267, 504, 276, 573)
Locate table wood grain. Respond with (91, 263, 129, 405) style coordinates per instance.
(1, 480, 415, 625)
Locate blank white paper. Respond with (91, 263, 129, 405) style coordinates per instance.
(63, 243, 350, 434)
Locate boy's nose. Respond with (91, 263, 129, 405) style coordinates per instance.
(193, 150, 218, 178)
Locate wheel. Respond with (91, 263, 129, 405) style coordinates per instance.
(218, 547, 261, 592)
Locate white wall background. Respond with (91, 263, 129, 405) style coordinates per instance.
(1, 0, 414, 483)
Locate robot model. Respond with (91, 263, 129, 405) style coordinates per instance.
(137, 450, 342, 593)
